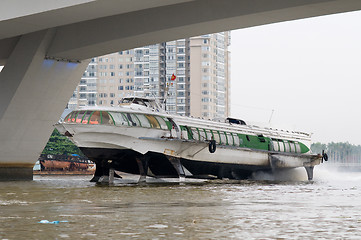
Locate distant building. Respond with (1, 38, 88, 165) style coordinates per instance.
(189, 32, 231, 119)
(97, 50, 135, 106)
(68, 32, 230, 119)
(68, 58, 97, 109)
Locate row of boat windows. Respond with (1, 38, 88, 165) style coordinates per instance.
(181, 126, 243, 147)
(181, 126, 304, 153)
(64, 111, 171, 130)
(271, 139, 302, 153)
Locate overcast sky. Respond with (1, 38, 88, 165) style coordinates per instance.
(230, 10, 361, 145)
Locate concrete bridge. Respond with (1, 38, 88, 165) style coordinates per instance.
(1, 0, 361, 180)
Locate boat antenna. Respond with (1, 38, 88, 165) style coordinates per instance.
(268, 109, 274, 124)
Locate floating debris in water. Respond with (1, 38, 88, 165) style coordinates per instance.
(38, 220, 69, 224)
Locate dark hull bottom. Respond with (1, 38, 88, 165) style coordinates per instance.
(80, 147, 273, 180)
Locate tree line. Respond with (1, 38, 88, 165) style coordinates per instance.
(42, 129, 84, 157)
(311, 142, 361, 163)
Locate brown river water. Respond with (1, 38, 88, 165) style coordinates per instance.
(1, 166, 361, 239)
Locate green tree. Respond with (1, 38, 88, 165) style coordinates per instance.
(310, 142, 327, 154)
(312, 141, 361, 163)
(42, 129, 84, 156)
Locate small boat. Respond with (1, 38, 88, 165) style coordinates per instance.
(55, 97, 326, 183)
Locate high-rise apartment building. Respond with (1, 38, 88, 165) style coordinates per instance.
(69, 32, 230, 119)
(97, 50, 135, 106)
(189, 32, 230, 119)
(133, 40, 190, 116)
(68, 58, 97, 109)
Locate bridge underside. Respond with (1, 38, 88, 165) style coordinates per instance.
(1, 0, 361, 180)
(0, 30, 89, 180)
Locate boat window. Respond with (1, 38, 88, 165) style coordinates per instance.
(199, 128, 206, 141)
(232, 133, 240, 146)
(82, 111, 92, 124)
(220, 132, 227, 145)
(180, 126, 189, 139)
(295, 142, 301, 153)
(109, 112, 129, 126)
(212, 131, 221, 144)
(101, 112, 114, 125)
(246, 135, 250, 141)
(135, 114, 151, 128)
(75, 111, 86, 123)
(154, 116, 168, 130)
(205, 129, 213, 141)
(272, 140, 279, 151)
(163, 118, 172, 130)
(191, 128, 199, 140)
(64, 112, 73, 122)
(124, 113, 137, 126)
(278, 140, 285, 152)
(186, 126, 193, 140)
(289, 141, 296, 153)
(284, 140, 290, 152)
(239, 136, 244, 146)
(89, 111, 100, 124)
(168, 118, 179, 132)
(145, 115, 161, 129)
(226, 132, 234, 145)
(71, 111, 78, 122)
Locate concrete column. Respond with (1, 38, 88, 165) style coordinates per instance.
(0, 29, 89, 180)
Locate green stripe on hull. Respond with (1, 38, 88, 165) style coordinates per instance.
(180, 125, 310, 154)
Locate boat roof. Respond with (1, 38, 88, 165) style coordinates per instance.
(70, 97, 312, 141)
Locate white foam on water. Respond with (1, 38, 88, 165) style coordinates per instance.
(251, 165, 361, 182)
(251, 168, 308, 181)
(147, 224, 168, 229)
(313, 165, 361, 182)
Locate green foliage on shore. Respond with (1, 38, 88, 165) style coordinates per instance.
(310, 142, 327, 154)
(311, 142, 361, 162)
(42, 129, 84, 156)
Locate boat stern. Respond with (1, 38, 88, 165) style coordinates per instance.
(269, 152, 323, 180)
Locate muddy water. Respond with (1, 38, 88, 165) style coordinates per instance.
(1, 167, 361, 239)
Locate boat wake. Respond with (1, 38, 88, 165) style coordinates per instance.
(313, 165, 361, 182)
(251, 168, 308, 181)
(250, 165, 361, 183)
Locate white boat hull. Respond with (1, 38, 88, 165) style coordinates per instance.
(58, 123, 322, 180)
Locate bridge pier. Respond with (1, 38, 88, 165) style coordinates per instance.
(0, 30, 89, 181)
